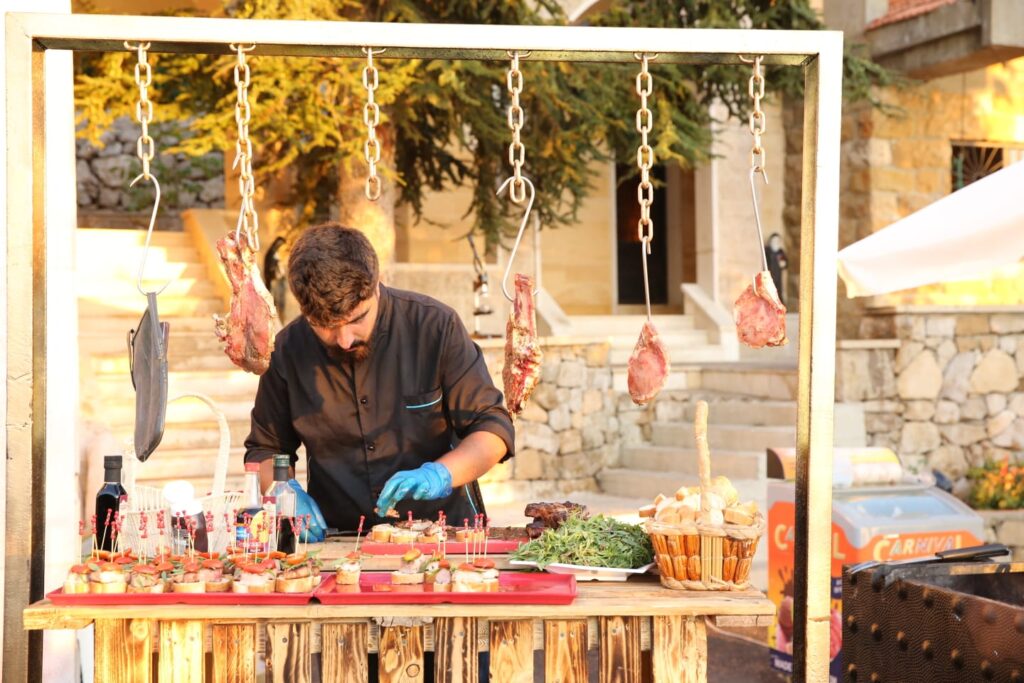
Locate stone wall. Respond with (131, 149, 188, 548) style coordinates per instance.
(978, 510, 1024, 561)
(839, 307, 1024, 497)
(77, 116, 224, 212)
(477, 340, 618, 504)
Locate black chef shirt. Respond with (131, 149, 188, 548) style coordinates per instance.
(243, 285, 516, 532)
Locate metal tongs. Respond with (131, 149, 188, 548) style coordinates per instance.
(848, 543, 1011, 589)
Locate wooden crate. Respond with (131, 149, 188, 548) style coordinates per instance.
(25, 578, 774, 683)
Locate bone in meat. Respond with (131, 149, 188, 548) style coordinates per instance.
(213, 233, 280, 375)
(502, 273, 543, 416)
(734, 270, 788, 348)
(627, 320, 670, 406)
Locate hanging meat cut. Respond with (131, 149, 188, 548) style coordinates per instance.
(503, 273, 543, 416)
(627, 320, 670, 406)
(213, 233, 280, 375)
(734, 270, 788, 348)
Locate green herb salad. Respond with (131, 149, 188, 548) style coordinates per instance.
(509, 512, 653, 570)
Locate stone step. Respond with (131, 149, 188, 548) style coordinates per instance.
(606, 333, 713, 365)
(77, 277, 219, 300)
(78, 228, 194, 248)
(651, 422, 794, 452)
(680, 395, 797, 427)
(81, 329, 231, 359)
(76, 244, 203, 270)
(92, 349, 245, 374)
(698, 365, 798, 400)
(79, 315, 223, 334)
(597, 468, 766, 507)
(91, 369, 261, 399)
(105, 420, 253, 451)
(569, 315, 695, 336)
(78, 296, 224, 318)
(620, 446, 764, 480)
(78, 262, 208, 285)
(99, 396, 255, 428)
(612, 368, 699, 394)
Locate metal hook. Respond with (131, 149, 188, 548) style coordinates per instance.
(748, 167, 770, 273)
(129, 172, 171, 296)
(497, 175, 539, 302)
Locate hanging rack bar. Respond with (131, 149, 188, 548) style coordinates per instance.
(21, 15, 818, 63)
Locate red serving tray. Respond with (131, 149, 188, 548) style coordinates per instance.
(359, 539, 526, 555)
(314, 571, 576, 605)
(46, 586, 315, 606)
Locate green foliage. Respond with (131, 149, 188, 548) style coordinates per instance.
(509, 511, 654, 569)
(967, 458, 1024, 510)
(74, 0, 896, 247)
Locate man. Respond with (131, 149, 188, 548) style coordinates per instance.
(244, 223, 515, 537)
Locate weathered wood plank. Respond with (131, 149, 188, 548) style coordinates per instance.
(543, 620, 587, 683)
(379, 625, 425, 683)
(266, 621, 312, 683)
(211, 623, 256, 683)
(94, 619, 152, 683)
(322, 622, 370, 683)
(24, 579, 774, 627)
(599, 615, 642, 683)
(651, 616, 707, 683)
(489, 620, 533, 683)
(434, 617, 478, 683)
(158, 620, 204, 683)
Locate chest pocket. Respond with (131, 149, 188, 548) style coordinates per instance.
(402, 387, 448, 441)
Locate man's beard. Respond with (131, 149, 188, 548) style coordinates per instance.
(328, 341, 371, 363)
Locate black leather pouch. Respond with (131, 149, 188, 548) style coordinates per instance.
(127, 291, 169, 461)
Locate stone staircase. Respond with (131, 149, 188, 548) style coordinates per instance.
(77, 227, 304, 497)
(597, 365, 799, 588)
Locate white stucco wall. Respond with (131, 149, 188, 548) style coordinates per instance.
(2, 5, 80, 680)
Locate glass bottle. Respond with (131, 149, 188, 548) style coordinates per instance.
(264, 454, 297, 555)
(235, 462, 269, 554)
(95, 455, 127, 553)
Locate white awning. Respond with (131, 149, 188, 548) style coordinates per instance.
(837, 161, 1024, 298)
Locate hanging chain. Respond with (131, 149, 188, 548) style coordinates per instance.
(635, 53, 655, 250)
(232, 43, 259, 251)
(128, 42, 155, 178)
(634, 52, 656, 321)
(506, 51, 527, 204)
(744, 55, 770, 272)
(748, 55, 767, 181)
(362, 47, 383, 201)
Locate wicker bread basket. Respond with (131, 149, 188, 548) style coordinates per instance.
(644, 400, 765, 591)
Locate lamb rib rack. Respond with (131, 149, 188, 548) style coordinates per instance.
(213, 233, 280, 375)
(502, 273, 543, 417)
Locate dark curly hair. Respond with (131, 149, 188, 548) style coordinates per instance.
(287, 223, 379, 327)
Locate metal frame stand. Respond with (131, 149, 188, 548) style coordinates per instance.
(4, 13, 842, 681)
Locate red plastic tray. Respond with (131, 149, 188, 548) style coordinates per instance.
(359, 539, 526, 555)
(46, 586, 315, 606)
(314, 571, 576, 605)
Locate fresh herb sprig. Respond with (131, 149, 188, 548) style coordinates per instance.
(510, 512, 653, 570)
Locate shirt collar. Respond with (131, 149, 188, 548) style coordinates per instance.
(373, 283, 392, 340)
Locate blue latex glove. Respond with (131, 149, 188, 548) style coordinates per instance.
(287, 479, 327, 543)
(375, 462, 453, 516)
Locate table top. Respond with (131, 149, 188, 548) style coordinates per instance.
(24, 576, 774, 631)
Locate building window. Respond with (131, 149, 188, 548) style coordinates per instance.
(951, 141, 1024, 191)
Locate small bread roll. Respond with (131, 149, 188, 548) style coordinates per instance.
(653, 493, 666, 506)
(711, 476, 739, 506)
(724, 508, 755, 525)
(638, 504, 657, 518)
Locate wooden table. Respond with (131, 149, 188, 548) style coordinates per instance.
(24, 577, 773, 683)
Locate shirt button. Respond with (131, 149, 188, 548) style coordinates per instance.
(367, 443, 376, 452)
(360, 397, 368, 405)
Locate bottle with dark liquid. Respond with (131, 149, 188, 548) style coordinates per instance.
(264, 454, 297, 555)
(95, 455, 127, 553)
(235, 462, 269, 554)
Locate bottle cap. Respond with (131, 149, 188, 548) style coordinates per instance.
(103, 455, 123, 469)
(244, 462, 261, 473)
(273, 454, 291, 468)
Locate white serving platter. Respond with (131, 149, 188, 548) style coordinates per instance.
(508, 560, 655, 582)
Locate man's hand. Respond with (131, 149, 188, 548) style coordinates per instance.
(375, 462, 453, 515)
(287, 479, 328, 543)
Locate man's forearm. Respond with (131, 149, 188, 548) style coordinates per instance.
(437, 431, 507, 488)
